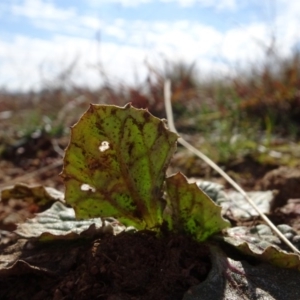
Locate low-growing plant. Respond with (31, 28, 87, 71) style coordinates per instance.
(2, 102, 300, 300)
(61, 103, 230, 240)
(60, 102, 300, 259)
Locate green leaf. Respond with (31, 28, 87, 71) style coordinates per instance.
(165, 172, 230, 241)
(62, 104, 178, 229)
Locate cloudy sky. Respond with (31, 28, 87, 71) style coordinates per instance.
(0, 0, 299, 91)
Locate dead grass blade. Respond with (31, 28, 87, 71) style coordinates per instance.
(164, 79, 300, 255)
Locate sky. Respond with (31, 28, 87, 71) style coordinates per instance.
(0, 0, 299, 92)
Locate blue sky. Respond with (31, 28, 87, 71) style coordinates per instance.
(0, 0, 299, 91)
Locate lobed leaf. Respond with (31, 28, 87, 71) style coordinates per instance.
(62, 104, 178, 229)
(165, 172, 230, 241)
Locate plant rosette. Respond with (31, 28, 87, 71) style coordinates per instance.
(2, 103, 300, 300)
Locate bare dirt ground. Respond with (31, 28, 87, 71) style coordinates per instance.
(0, 133, 300, 299)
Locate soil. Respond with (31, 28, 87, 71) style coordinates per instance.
(0, 231, 211, 300)
(1, 133, 300, 299)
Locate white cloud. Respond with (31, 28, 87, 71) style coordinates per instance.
(80, 16, 102, 30)
(161, 0, 236, 10)
(1, 0, 300, 91)
(0, 19, 257, 91)
(11, 0, 76, 21)
(273, 0, 300, 55)
(105, 25, 127, 41)
(88, 0, 236, 10)
(9, 0, 102, 36)
(88, 0, 151, 7)
(97, 19, 267, 68)
(0, 34, 153, 91)
(221, 23, 270, 64)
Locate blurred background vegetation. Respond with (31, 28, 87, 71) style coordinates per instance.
(1, 46, 300, 185)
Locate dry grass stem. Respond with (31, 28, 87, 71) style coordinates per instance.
(164, 79, 300, 255)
